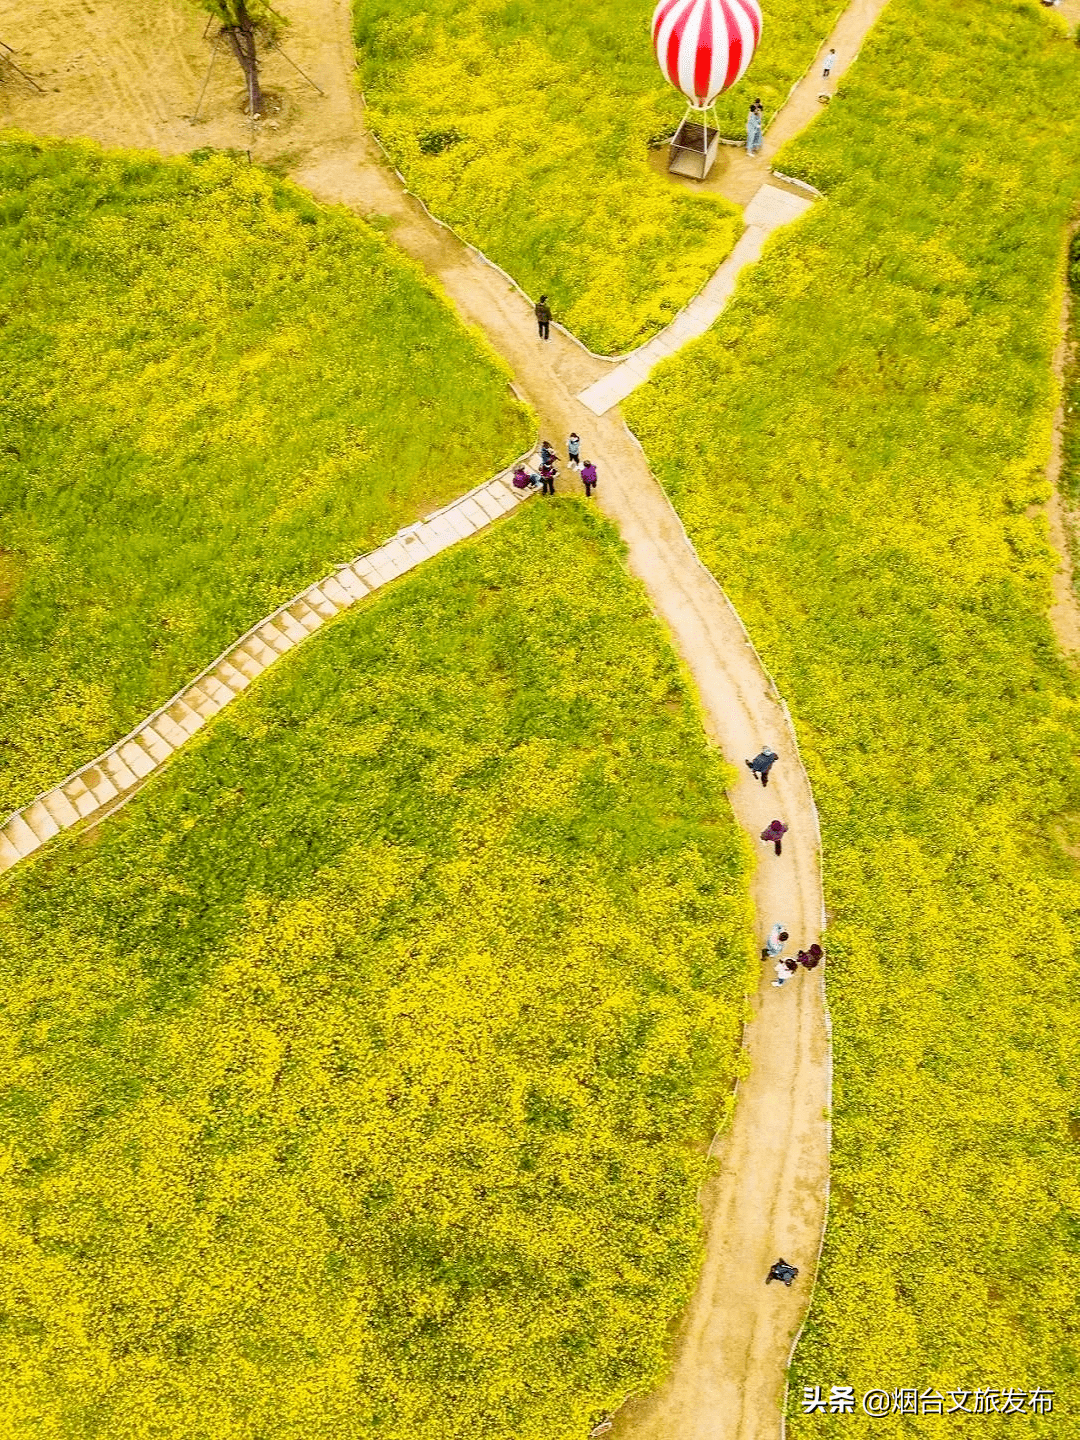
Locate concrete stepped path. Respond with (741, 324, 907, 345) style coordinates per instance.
(577, 185, 813, 416)
(0, 469, 532, 875)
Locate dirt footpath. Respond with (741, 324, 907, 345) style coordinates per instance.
(0, 1, 831, 1435)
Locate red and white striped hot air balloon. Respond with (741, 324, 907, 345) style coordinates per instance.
(652, 0, 762, 108)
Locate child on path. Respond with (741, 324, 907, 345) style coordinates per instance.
(540, 461, 557, 496)
(761, 923, 789, 960)
(581, 461, 598, 497)
(746, 101, 763, 155)
(535, 295, 552, 340)
(772, 958, 798, 988)
(822, 47, 836, 77)
(761, 819, 788, 856)
(746, 746, 778, 787)
(567, 433, 582, 469)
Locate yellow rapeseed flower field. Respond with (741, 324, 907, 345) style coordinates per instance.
(0, 502, 755, 1439)
(0, 136, 530, 815)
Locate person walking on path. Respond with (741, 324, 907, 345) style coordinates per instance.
(567, 433, 582, 469)
(822, 47, 836, 77)
(772, 958, 798, 988)
(535, 295, 552, 340)
(761, 923, 789, 961)
(746, 746, 777, 787)
(540, 461, 557, 496)
(798, 943, 824, 970)
(581, 461, 598, 498)
(761, 819, 788, 856)
(766, 1259, 799, 1286)
(746, 100, 763, 155)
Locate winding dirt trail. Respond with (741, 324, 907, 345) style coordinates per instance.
(1041, 222, 1080, 657)
(0, 1, 842, 1434)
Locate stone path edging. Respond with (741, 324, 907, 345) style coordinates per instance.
(0, 464, 537, 875)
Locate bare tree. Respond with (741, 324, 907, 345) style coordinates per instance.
(197, 0, 285, 119)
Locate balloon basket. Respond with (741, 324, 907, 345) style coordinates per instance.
(669, 110, 720, 179)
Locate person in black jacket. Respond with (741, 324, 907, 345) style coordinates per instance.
(746, 746, 778, 786)
(766, 1259, 799, 1286)
(535, 295, 552, 340)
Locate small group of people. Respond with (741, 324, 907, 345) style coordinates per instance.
(771, 943, 824, 988)
(747, 746, 824, 984)
(512, 435, 598, 498)
(746, 748, 788, 855)
(749, 47, 838, 152)
(762, 922, 823, 987)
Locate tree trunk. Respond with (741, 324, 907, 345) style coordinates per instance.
(223, 7, 261, 117)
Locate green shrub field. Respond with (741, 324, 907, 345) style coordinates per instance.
(354, 0, 841, 354)
(625, 0, 1080, 1424)
(0, 136, 530, 817)
(0, 500, 755, 1440)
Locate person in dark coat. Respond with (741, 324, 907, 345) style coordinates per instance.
(535, 295, 552, 340)
(745, 746, 778, 786)
(799, 944, 823, 970)
(766, 1259, 799, 1286)
(761, 819, 788, 856)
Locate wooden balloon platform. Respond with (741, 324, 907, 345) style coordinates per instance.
(668, 117, 720, 179)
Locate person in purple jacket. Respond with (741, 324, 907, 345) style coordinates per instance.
(761, 819, 788, 856)
(580, 461, 598, 497)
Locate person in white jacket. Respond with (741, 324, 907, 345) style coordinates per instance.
(773, 958, 798, 988)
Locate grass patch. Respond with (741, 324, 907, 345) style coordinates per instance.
(0, 135, 530, 815)
(354, 0, 841, 354)
(0, 500, 754, 1440)
(624, 0, 1080, 1417)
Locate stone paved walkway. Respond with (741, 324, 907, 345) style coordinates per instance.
(0, 468, 533, 873)
(577, 184, 813, 416)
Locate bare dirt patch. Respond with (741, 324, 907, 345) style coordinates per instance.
(0, 0, 350, 161)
